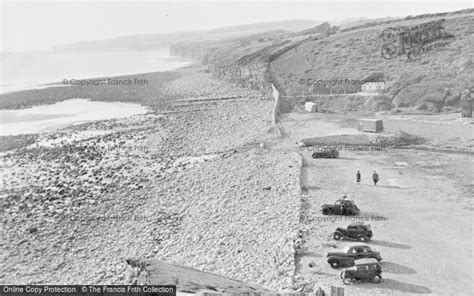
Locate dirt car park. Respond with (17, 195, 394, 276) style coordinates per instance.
(274, 111, 473, 295)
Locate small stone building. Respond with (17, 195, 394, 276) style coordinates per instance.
(357, 119, 384, 133)
(361, 82, 386, 94)
(304, 102, 318, 112)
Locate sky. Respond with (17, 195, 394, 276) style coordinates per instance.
(0, 0, 472, 52)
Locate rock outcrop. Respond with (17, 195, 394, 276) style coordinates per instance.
(125, 259, 276, 294)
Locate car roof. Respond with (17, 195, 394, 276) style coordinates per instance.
(349, 222, 369, 226)
(354, 258, 379, 265)
(343, 242, 371, 252)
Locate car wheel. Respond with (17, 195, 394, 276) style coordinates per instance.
(358, 235, 369, 242)
(343, 277, 353, 285)
(333, 232, 343, 240)
(322, 208, 330, 215)
(371, 275, 382, 283)
(312, 153, 319, 158)
(330, 261, 340, 269)
(330, 154, 335, 158)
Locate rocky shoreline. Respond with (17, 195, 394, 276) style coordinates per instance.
(0, 66, 303, 291)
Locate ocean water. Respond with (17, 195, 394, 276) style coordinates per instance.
(0, 50, 190, 94)
(0, 50, 189, 135)
(0, 99, 149, 136)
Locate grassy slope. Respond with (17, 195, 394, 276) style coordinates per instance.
(2, 11, 472, 113)
(271, 13, 474, 111)
(198, 10, 473, 112)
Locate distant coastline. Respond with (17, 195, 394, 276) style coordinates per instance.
(0, 50, 191, 95)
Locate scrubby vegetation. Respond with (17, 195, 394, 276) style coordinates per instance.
(387, 131, 427, 146)
(271, 11, 473, 112)
(366, 95, 394, 111)
(172, 9, 473, 113)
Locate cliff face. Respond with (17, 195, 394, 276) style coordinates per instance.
(168, 22, 339, 100)
(170, 42, 275, 98)
(169, 38, 316, 99)
(212, 63, 271, 94)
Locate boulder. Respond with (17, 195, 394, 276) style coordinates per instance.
(124, 259, 276, 294)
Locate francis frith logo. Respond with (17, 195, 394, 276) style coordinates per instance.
(381, 19, 455, 61)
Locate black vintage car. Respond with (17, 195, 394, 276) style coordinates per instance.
(312, 147, 339, 158)
(333, 222, 373, 242)
(327, 243, 382, 269)
(340, 258, 382, 285)
(322, 199, 360, 215)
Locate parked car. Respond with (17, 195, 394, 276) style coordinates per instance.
(327, 242, 382, 269)
(340, 258, 382, 285)
(322, 199, 360, 215)
(312, 147, 339, 158)
(333, 222, 373, 242)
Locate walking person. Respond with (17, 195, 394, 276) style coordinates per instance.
(341, 195, 347, 215)
(356, 170, 361, 184)
(314, 286, 326, 296)
(372, 170, 379, 186)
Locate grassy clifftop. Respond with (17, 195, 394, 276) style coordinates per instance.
(172, 9, 473, 112)
(271, 12, 473, 111)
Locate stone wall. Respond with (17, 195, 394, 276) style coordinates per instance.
(278, 94, 386, 113)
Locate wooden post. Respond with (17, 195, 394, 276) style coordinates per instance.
(271, 83, 280, 125)
(331, 286, 344, 296)
(461, 100, 472, 118)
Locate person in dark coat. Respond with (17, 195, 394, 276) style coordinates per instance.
(315, 287, 326, 296)
(341, 195, 347, 214)
(356, 170, 361, 184)
(372, 170, 379, 185)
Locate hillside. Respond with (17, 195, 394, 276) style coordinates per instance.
(331, 16, 400, 30)
(272, 13, 473, 112)
(170, 9, 474, 113)
(54, 19, 319, 52)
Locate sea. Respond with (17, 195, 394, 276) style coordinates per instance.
(0, 50, 189, 93)
(0, 50, 190, 136)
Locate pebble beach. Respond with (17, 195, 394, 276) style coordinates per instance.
(0, 66, 303, 291)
